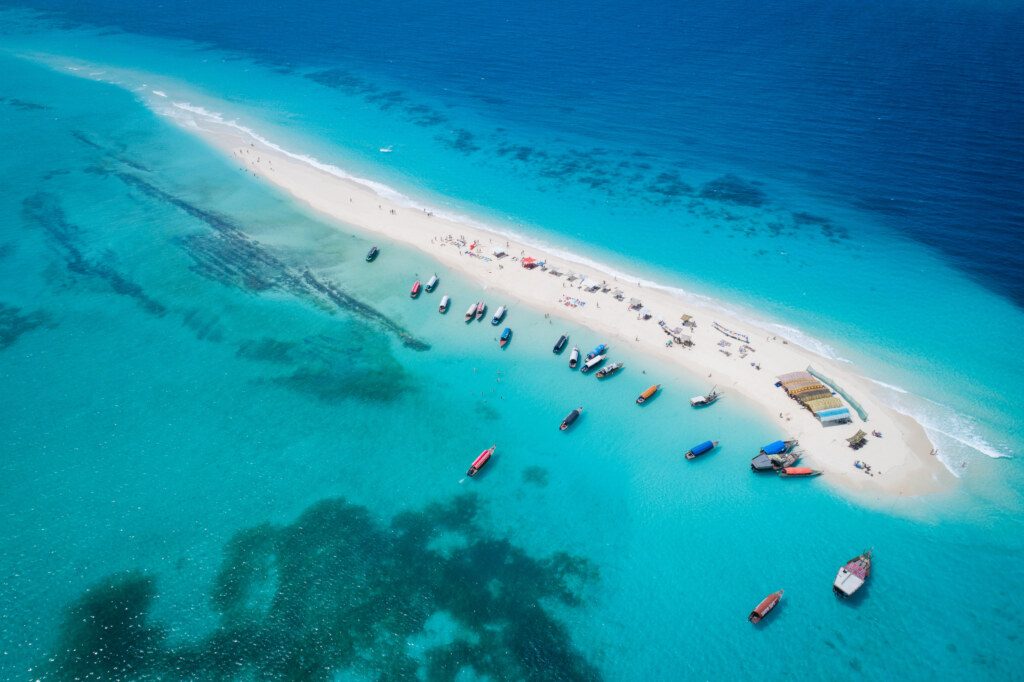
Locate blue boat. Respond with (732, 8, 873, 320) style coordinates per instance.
(585, 343, 607, 361)
(760, 439, 798, 456)
(499, 327, 512, 348)
(685, 439, 719, 460)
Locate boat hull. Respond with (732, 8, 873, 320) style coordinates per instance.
(467, 447, 495, 477)
(499, 327, 512, 348)
(685, 440, 718, 460)
(636, 384, 660, 404)
(366, 247, 379, 262)
(569, 348, 580, 369)
(410, 282, 421, 298)
(748, 590, 783, 624)
(553, 335, 568, 354)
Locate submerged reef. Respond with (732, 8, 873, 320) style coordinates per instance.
(0, 302, 54, 350)
(42, 495, 600, 681)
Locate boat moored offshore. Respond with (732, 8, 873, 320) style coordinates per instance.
(585, 344, 607, 361)
(365, 246, 380, 262)
(425, 274, 439, 292)
(475, 302, 487, 321)
(410, 280, 422, 298)
(499, 327, 512, 348)
(439, 295, 450, 313)
(595, 361, 623, 379)
(553, 334, 569, 354)
(467, 445, 496, 477)
(491, 305, 507, 325)
(465, 302, 479, 322)
(833, 550, 873, 598)
(685, 439, 718, 460)
(636, 384, 661, 404)
(748, 590, 784, 624)
(568, 346, 581, 369)
(560, 406, 583, 431)
(580, 354, 606, 374)
(751, 449, 802, 472)
(690, 386, 721, 408)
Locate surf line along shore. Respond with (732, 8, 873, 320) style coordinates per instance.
(162, 98, 951, 503)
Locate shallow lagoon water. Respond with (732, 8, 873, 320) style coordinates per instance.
(1, 7, 1023, 681)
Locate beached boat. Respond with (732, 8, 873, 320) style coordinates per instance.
(425, 274, 439, 292)
(475, 302, 487, 321)
(580, 354, 606, 374)
(569, 346, 580, 369)
(560, 406, 583, 431)
(365, 246, 379, 262)
(636, 384, 660, 405)
(465, 302, 479, 322)
(833, 550, 873, 598)
(467, 445, 496, 477)
(748, 590, 783, 624)
(760, 439, 799, 456)
(690, 386, 721, 408)
(553, 334, 569, 354)
(438, 295, 450, 314)
(778, 467, 822, 477)
(499, 327, 512, 348)
(410, 281, 422, 298)
(595, 361, 623, 379)
(685, 439, 718, 460)
(491, 305, 507, 325)
(585, 344, 607, 361)
(751, 450, 802, 472)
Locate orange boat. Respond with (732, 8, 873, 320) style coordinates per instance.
(748, 590, 783, 624)
(636, 384, 661, 405)
(777, 467, 822, 477)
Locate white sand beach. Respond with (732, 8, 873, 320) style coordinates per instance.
(167, 104, 952, 502)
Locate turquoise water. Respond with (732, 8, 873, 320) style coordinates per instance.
(1, 9, 1024, 681)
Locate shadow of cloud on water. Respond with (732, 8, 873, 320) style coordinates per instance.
(41, 495, 600, 681)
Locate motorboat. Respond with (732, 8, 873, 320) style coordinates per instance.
(748, 590, 783, 624)
(690, 386, 721, 408)
(685, 440, 718, 460)
(491, 305, 507, 325)
(560, 406, 583, 431)
(595, 362, 623, 379)
(475, 302, 487, 321)
(580, 354, 606, 374)
(585, 344, 607, 361)
(833, 550, 873, 598)
(636, 384, 660, 405)
(467, 445, 496, 477)
(425, 274, 439, 292)
(568, 346, 580, 369)
(365, 246, 379, 262)
(553, 334, 569, 354)
(410, 281, 422, 298)
(439, 295, 450, 313)
(499, 327, 512, 348)
(465, 302, 479, 322)
(778, 467, 822, 477)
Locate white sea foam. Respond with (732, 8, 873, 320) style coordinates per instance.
(866, 378, 909, 394)
(152, 89, 167, 98)
(763, 323, 852, 363)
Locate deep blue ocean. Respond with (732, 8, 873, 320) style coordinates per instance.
(1, 1, 1023, 679)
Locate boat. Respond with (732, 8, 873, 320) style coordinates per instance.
(475, 302, 487, 321)
(595, 361, 623, 379)
(467, 445, 496, 477)
(833, 549, 873, 598)
(365, 246, 379, 262)
(568, 346, 580, 369)
(585, 344, 607, 361)
(438, 295, 450, 314)
(685, 439, 718, 460)
(560, 406, 583, 431)
(499, 327, 512, 348)
(425, 274, 439, 292)
(410, 281, 422, 298)
(748, 590, 783, 624)
(636, 384, 661, 405)
(689, 386, 721, 408)
(580, 354, 606, 374)
(778, 467, 822, 477)
(465, 302, 479, 322)
(750, 450, 802, 472)
(491, 305, 507, 325)
(760, 439, 799, 456)
(379, 145, 393, 153)
(553, 334, 569, 354)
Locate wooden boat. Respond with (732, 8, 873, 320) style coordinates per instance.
(491, 305, 507, 325)
(689, 386, 721, 408)
(410, 280, 422, 298)
(685, 439, 718, 460)
(475, 302, 487, 321)
(833, 549, 872, 598)
(499, 327, 512, 348)
(595, 361, 623, 379)
(748, 590, 783, 624)
(465, 302, 479, 322)
(467, 445, 496, 477)
(438, 295, 450, 314)
(636, 384, 660, 405)
(580, 354, 606, 374)
(553, 334, 569, 354)
(585, 343, 607, 361)
(425, 274, 439, 292)
(568, 346, 580, 369)
(365, 246, 379, 262)
(778, 467, 822, 477)
(560, 406, 583, 431)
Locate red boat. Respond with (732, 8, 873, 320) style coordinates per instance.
(748, 590, 783, 624)
(467, 445, 496, 477)
(410, 280, 422, 298)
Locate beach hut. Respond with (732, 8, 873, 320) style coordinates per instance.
(846, 430, 868, 449)
(804, 396, 844, 413)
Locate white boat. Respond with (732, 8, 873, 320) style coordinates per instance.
(465, 302, 479, 322)
(491, 305, 507, 325)
(439, 295, 450, 313)
(379, 145, 393, 153)
(425, 274, 439, 292)
(568, 346, 580, 369)
(833, 549, 873, 598)
(690, 386, 722, 407)
(580, 354, 606, 374)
